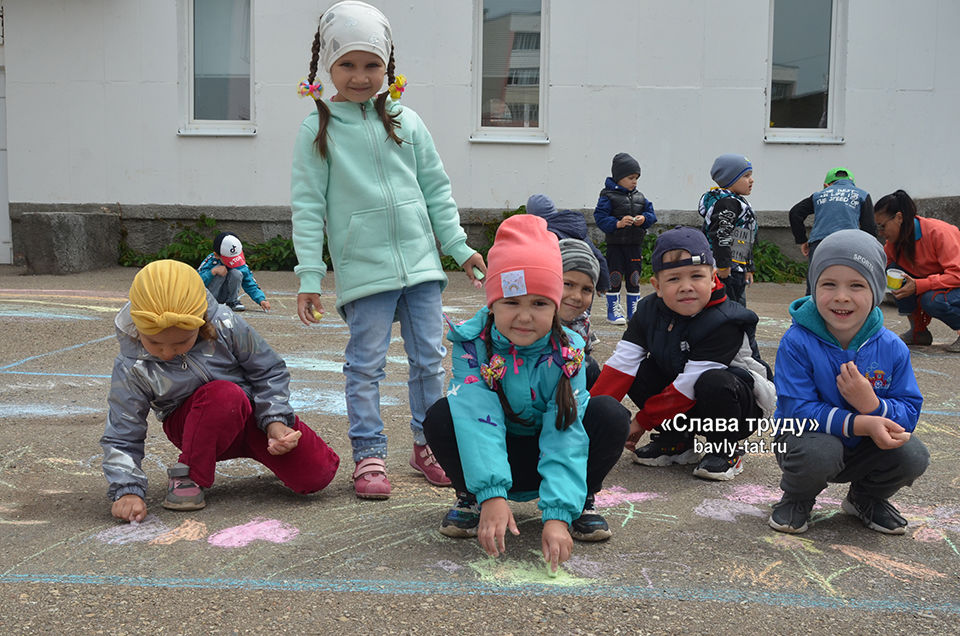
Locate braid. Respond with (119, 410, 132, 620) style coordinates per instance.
(374, 46, 405, 147)
(308, 23, 331, 157)
(551, 316, 578, 431)
(483, 312, 532, 426)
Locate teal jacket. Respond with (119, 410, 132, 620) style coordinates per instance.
(290, 98, 476, 314)
(446, 307, 590, 525)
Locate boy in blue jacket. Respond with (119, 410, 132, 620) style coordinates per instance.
(770, 229, 929, 535)
(197, 232, 270, 312)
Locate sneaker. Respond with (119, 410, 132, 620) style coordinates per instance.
(606, 293, 627, 326)
(946, 334, 960, 353)
(632, 433, 699, 466)
(571, 494, 612, 542)
(353, 457, 391, 500)
(162, 462, 205, 511)
(899, 327, 932, 346)
(410, 444, 452, 486)
(768, 496, 815, 534)
(692, 449, 745, 481)
(227, 301, 246, 312)
(439, 493, 480, 538)
(841, 492, 907, 535)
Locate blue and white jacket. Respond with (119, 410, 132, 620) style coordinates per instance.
(445, 307, 590, 525)
(773, 297, 922, 447)
(197, 253, 267, 305)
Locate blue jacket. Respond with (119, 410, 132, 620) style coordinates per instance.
(197, 254, 267, 305)
(594, 177, 657, 244)
(445, 307, 590, 525)
(773, 297, 922, 447)
(527, 207, 611, 292)
(789, 179, 874, 245)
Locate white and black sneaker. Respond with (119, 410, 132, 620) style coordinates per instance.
(768, 496, 815, 533)
(632, 433, 698, 466)
(841, 491, 907, 535)
(570, 494, 612, 542)
(692, 448, 744, 481)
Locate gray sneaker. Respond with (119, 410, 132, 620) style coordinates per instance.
(162, 462, 205, 511)
(768, 497, 815, 533)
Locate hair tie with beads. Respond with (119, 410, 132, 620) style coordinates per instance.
(298, 79, 324, 101)
(388, 74, 407, 100)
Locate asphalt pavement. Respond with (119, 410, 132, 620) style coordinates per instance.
(0, 265, 958, 634)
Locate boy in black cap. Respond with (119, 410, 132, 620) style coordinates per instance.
(591, 226, 775, 481)
(593, 152, 657, 325)
(698, 153, 757, 306)
(788, 167, 875, 294)
(197, 231, 271, 312)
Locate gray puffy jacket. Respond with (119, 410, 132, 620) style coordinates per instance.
(100, 292, 294, 501)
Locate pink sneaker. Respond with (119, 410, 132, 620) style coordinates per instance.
(353, 457, 391, 499)
(410, 444, 452, 486)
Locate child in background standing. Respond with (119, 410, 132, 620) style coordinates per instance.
(290, 1, 486, 499)
(698, 154, 757, 306)
(593, 153, 657, 325)
(197, 231, 271, 312)
(423, 215, 629, 572)
(770, 230, 928, 534)
(102, 260, 339, 523)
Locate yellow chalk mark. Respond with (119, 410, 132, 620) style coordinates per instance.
(831, 544, 946, 582)
(465, 550, 589, 587)
(149, 519, 208, 545)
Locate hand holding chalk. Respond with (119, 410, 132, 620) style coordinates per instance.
(472, 266, 485, 280)
(312, 308, 323, 321)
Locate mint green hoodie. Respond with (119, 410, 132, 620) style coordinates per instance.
(291, 98, 476, 314)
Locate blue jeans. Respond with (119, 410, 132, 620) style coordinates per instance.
(342, 281, 446, 462)
(207, 268, 242, 304)
(894, 285, 960, 330)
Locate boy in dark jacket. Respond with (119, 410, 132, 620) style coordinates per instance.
(591, 227, 775, 481)
(593, 153, 657, 325)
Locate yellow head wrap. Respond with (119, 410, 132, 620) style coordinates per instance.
(128, 260, 208, 335)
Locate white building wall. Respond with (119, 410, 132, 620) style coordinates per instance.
(3, 0, 959, 215)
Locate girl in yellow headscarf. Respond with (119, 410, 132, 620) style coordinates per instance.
(101, 260, 339, 523)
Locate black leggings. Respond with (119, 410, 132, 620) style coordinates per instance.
(423, 395, 630, 497)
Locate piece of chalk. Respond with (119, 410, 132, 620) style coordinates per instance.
(545, 561, 558, 578)
(312, 309, 323, 321)
(472, 266, 485, 280)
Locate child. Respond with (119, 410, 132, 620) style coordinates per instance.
(558, 238, 602, 389)
(593, 153, 657, 324)
(698, 154, 757, 306)
(769, 229, 928, 534)
(423, 215, 630, 571)
(101, 260, 339, 523)
(591, 227, 775, 481)
(197, 231, 271, 312)
(290, 1, 486, 499)
(527, 193, 610, 293)
(788, 168, 875, 294)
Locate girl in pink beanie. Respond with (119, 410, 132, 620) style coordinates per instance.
(423, 215, 629, 574)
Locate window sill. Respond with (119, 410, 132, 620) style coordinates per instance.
(764, 131, 844, 145)
(469, 131, 549, 145)
(178, 125, 257, 137)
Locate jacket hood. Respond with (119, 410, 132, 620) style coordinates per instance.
(788, 296, 884, 350)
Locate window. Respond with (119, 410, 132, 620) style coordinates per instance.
(472, 0, 548, 143)
(179, 0, 255, 135)
(765, 0, 847, 143)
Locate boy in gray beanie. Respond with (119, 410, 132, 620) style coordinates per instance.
(698, 153, 757, 307)
(559, 238, 602, 388)
(593, 152, 658, 325)
(769, 229, 928, 535)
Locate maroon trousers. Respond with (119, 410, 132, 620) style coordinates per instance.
(162, 380, 339, 494)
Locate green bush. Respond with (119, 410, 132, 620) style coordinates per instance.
(118, 216, 331, 272)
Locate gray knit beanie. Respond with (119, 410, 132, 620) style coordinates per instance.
(808, 229, 886, 308)
(710, 154, 752, 189)
(559, 238, 600, 286)
(611, 153, 641, 183)
(526, 193, 558, 218)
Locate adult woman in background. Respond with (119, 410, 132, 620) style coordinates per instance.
(875, 189, 960, 352)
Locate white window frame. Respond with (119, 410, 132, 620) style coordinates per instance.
(764, 0, 847, 144)
(177, 0, 256, 137)
(470, 0, 549, 145)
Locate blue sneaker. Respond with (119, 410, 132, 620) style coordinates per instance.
(571, 494, 611, 542)
(439, 493, 480, 538)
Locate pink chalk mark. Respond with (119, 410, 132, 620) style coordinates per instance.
(724, 484, 781, 505)
(207, 517, 300, 548)
(594, 486, 661, 508)
(694, 498, 766, 522)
